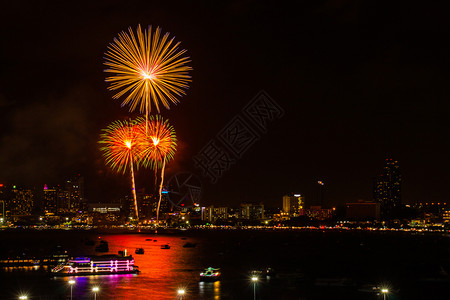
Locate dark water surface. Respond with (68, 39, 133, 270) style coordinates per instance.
(1, 229, 450, 299)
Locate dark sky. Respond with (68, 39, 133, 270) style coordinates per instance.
(1, 0, 450, 208)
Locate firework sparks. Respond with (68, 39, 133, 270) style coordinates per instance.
(104, 24, 192, 115)
(99, 119, 141, 219)
(136, 115, 177, 170)
(136, 115, 177, 222)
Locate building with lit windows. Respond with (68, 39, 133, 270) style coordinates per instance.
(57, 175, 86, 214)
(282, 194, 304, 217)
(373, 159, 401, 219)
(8, 186, 34, 218)
(201, 206, 228, 222)
(43, 184, 58, 215)
(240, 203, 264, 220)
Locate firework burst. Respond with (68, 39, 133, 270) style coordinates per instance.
(99, 119, 141, 219)
(104, 24, 192, 115)
(136, 115, 177, 222)
(136, 115, 177, 169)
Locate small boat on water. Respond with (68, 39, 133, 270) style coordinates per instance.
(145, 239, 152, 241)
(135, 248, 144, 254)
(183, 242, 197, 248)
(161, 244, 170, 249)
(200, 267, 221, 281)
(51, 253, 139, 276)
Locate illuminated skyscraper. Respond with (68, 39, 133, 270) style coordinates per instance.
(373, 159, 401, 219)
(282, 194, 304, 216)
(57, 175, 85, 214)
(43, 184, 58, 215)
(9, 186, 34, 217)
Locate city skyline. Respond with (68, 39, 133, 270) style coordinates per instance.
(1, 2, 450, 208)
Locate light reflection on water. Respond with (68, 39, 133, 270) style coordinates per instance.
(55, 235, 207, 299)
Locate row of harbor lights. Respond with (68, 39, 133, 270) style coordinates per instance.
(68, 280, 100, 300)
(19, 279, 390, 299)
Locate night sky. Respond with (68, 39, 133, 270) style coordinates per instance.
(1, 1, 450, 208)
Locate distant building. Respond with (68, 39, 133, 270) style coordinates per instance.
(201, 206, 228, 223)
(282, 194, 304, 217)
(57, 175, 85, 214)
(373, 159, 401, 219)
(9, 186, 34, 218)
(240, 203, 264, 220)
(43, 184, 58, 215)
(346, 201, 380, 220)
(88, 203, 123, 224)
(305, 206, 334, 221)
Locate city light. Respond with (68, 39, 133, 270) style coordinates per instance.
(92, 286, 100, 300)
(19, 296, 28, 300)
(69, 280, 76, 300)
(251, 276, 258, 300)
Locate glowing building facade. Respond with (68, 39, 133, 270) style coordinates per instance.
(373, 159, 401, 219)
(282, 194, 304, 217)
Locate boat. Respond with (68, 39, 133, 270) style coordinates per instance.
(51, 254, 139, 276)
(183, 242, 197, 248)
(135, 248, 144, 254)
(95, 240, 109, 252)
(161, 244, 170, 249)
(200, 267, 221, 281)
(145, 239, 152, 241)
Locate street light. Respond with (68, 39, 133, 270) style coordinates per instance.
(251, 276, 258, 300)
(381, 288, 389, 300)
(92, 286, 99, 300)
(69, 279, 76, 300)
(19, 296, 28, 300)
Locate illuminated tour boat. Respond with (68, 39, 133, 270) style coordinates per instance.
(51, 251, 139, 276)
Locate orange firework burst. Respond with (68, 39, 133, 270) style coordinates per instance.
(136, 115, 177, 169)
(99, 119, 140, 173)
(104, 24, 192, 115)
(99, 119, 141, 219)
(136, 115, 177, 223)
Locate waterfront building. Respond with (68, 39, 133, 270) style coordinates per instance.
(57, 175, 85, 214)
(88, 203, 123, 224)
(373, 159, 401, 219)
(43, 184, 58, 215)
(201, 206, 228, 223)
(9, 186, 34, 219)
(282, 194, 304, 217)
(240, 203, 264, 219)
(305, 206, 334, 221)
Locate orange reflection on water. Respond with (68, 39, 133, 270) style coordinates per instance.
(62, 234, 204, 300)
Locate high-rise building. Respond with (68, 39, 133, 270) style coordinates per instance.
(43, 184, 58, 215)
(201, 206, 228, 223)
(57, 175, 85, 214)
(282, 194, 304, 217)
(9, 186, 34, 217)
(240, 203, 264, 220)
(373, 159, 401, 219)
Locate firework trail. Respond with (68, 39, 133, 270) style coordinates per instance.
(136, 115, 177, 222)
(99, 119, 141, 220)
